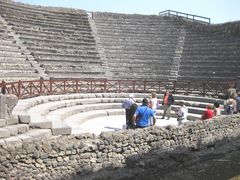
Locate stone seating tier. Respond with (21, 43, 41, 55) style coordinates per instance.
(0, 129, 52, 145)
(97, 32, 179, 40)
(6, 20, 92, 35)
(103, 47, 176, 55)
(37, 60, 103, 69)
(34, 52, 100, 59)
(93, 13, 182, 24)
(0, 63, 38, 70)
(16, 31, 96, 45)
(0, 1, 87, 17)
(178, 75, 236, 82)
(0, 57, 28, 63)
(28, 47, 98, 56)
(103, 50, 176, 60)
(48, 69, 104, 75)
(12, 93, 223, 137)
(19, 36, 96, 47)
(108, 67, 170, 75)
(4, 14, 90, 27)
(12, 27, 95, 40)
(179, 64, 239, 70)
(109, 73, 170, 80)
(11, 26, 93, 39)
(183, 41, 240, 47)
(1, 70, 39, 76)
(25, 41, 96, 51)
(0, 39, 17, 45)
(0, 45, 22, 52)
(182, 50, 239, 56)
(95, 26, 181, 34)
(48, 73, 105, 79)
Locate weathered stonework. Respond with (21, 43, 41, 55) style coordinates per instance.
(0, 114, 239, 179)
(0, 94, 18, 120)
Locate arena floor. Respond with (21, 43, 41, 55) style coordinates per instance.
(71, 116, 179, 135)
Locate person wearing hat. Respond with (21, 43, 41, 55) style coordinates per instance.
(122, 94, 136, 129)
(132, 98, 156, 128)
(175, 101, 188, 126)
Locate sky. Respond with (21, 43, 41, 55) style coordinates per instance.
(15, 0, 240, 24)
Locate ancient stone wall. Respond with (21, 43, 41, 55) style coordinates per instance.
(0, 114, 240, 179)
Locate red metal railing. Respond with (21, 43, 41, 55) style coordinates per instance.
(0, 79, 229, 99)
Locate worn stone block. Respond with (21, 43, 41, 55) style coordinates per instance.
(4, 136, 22, 146)
(25, 129, 52, 140)
(0, 119, 6, 127)
(5, 94, 18, 118)
(30, 120, 52, 129)
(0, 128, 10, 138)
(7, 116, 18, 125)
(4, 125, 18, 136)
(52, 122, 71, 135)
(17, 124, 29, 134)
(18, 114, 31, 124)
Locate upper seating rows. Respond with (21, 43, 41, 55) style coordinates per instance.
(93, 13, 184, 80)
(179, 29, 240, 82)
(0, 17, 41, 82)
(0, 0, 239, 82)
(0, 0, 108, 80)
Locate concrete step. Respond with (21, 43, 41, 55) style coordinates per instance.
(0, 129, 52, 145)
(51, 120, 71, 135)
(0, 124, 29, 139)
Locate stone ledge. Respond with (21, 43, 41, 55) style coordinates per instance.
(29, 120, 52, 129)
(0, 119, 6, 127)
(51, 121, 71, 135)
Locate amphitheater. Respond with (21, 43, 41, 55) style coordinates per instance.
(0, 0, 240, 179)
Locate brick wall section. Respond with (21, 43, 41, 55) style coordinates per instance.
(0, 114, 239, 179)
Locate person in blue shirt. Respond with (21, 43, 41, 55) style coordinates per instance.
(132, 98, 156, 128)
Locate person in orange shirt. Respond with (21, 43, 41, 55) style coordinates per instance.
(161, 90, 174, 120)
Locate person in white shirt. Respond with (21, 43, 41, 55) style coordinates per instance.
(149, 92, 159, 125)
(175, 101, 188, 126)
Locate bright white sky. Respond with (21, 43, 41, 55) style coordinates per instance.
(15, 0, 240, 24)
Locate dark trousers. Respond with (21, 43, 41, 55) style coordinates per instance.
(125, 109, 135, 129)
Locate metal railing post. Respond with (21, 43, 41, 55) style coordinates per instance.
(50, 80, 53, 94)
(1, 80, 6, 95)
(40, 79, 43, 96)
(18, 80, 22, 98)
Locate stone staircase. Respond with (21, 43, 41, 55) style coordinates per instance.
(0, 94, 51, 143)
(88, 15, 112, 79)
(169, 28, 186, 81)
